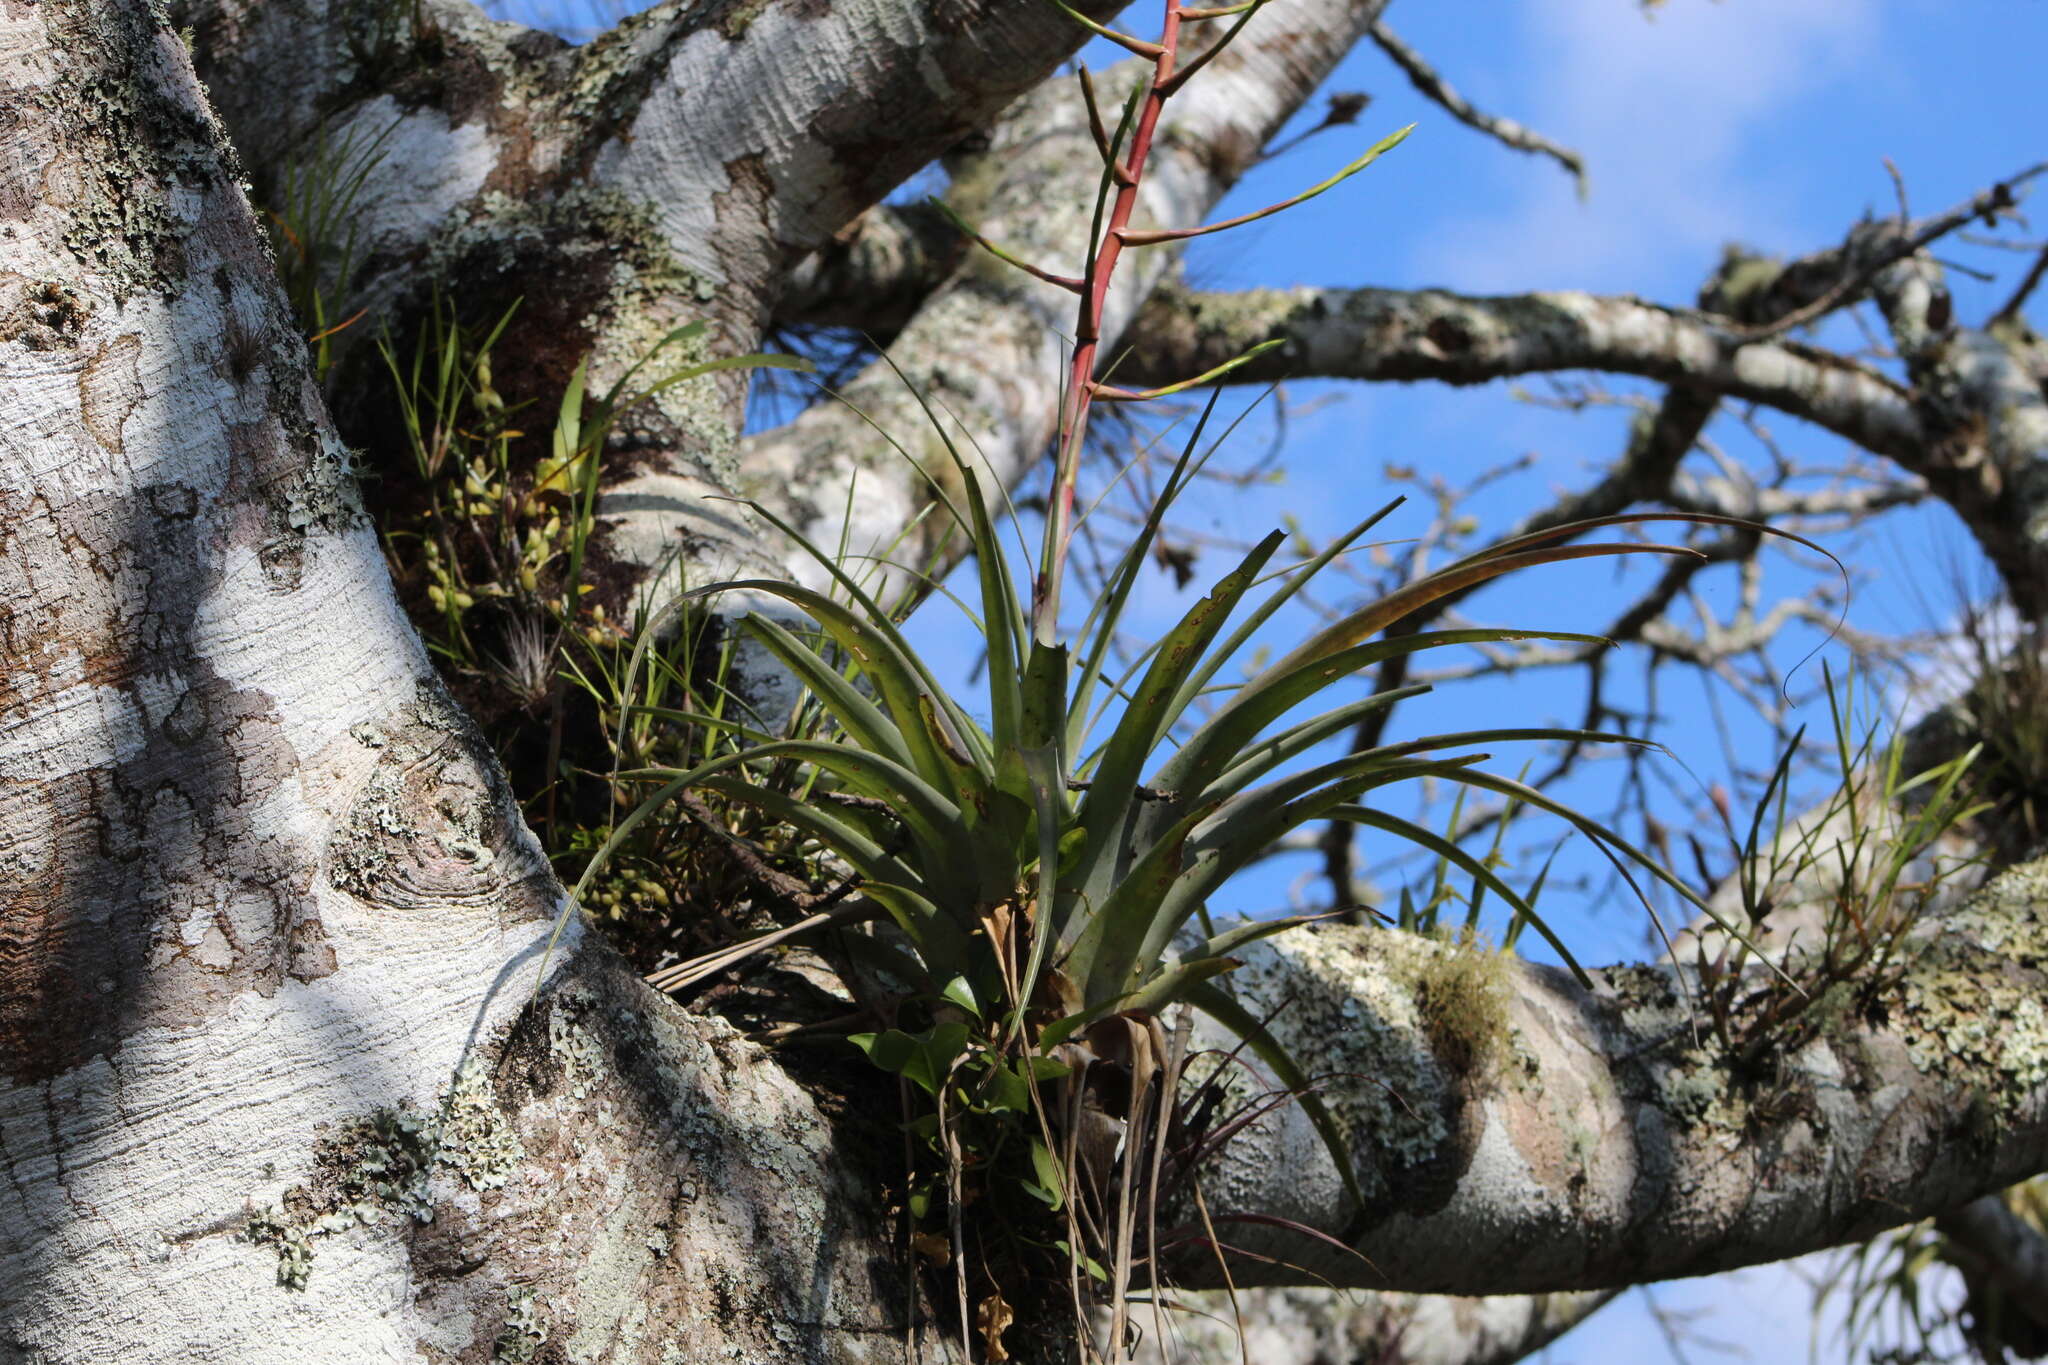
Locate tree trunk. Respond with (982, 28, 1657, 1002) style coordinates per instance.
(7, 3, 2048, 1364)
(0, 9, 906, 1360)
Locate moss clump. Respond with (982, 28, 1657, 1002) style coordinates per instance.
(1398, 928, 1513, 1075)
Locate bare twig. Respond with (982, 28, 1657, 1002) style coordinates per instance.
(1739, 163, 2048, 341)
(1992, 242, 2048, 325)
(1367, 17, 1587, 197)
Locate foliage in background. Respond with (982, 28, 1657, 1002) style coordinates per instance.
(261, 116, 395, 380)
(1944, 602, 2048, 860)
(1817, 1177, 2048, 1365)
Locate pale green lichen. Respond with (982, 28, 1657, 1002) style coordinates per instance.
(40, 4, 230, 298)
(1883, 854, 2048, 1121)
(1896, 947, 2048, 1119)
(239, 1107, 435, 1288)
(439, 1054, 527, 1190)
(494, 1285, 550, 1363)
(1232, 931, 1450, 1202)
(548, 995, 606, 1102)
(243, 1052, 523, 1288)
(1657, 1048, 1749, 1140)
(240, 1209, 315, 1290)
(278, 429, 370, 535)
(1704, 247, 1787, 323)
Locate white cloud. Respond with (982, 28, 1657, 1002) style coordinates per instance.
(1412, 0, 1882, 295)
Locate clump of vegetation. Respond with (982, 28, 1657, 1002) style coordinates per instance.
(365, 287, 811, 971)
(1945, 602, 2048, 858)
(551, 2, 1803, 1356)
(261, 116, 395, 380)
(1400, 927, 1514, 1074)
(1817, 1176, 2048, 1364)
(1690, 664, 1986, 1069)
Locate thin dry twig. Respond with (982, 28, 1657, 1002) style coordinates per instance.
(1367, 17, 1587, 197)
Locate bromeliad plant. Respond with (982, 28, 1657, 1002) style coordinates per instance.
(597, 439, 1793, 1353)
(563, 0, 1806, 1355)
(1691, 663, 1986, 1069)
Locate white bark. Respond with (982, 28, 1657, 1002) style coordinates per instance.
(9, 4, 2048, 1364)
(1, 11, 899, 1360)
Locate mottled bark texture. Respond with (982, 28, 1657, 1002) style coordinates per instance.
(1, 9, 903, 1361)
(8, 1, 2048, 1363)
(1184, 858, 2048, 1292)
(174, 0, 1130, 594)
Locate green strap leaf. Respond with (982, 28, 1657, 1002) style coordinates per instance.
(1180, 980, 1367, 1212)
(1328, 805, 1590, 988)
(1072, 529, 1285, 911)
(735, 613, 914, 769)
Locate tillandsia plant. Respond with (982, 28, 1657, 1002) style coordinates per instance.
(370, 294, 812, 963)
(1691, 663, 1986, 1068)
(561, 2, 1815, 1358)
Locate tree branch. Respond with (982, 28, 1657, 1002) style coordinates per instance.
(579, 0, 1126, 296)
(1367, 17, 1586, 196)
(697, 0, 1400, 605)
(1182, 855, 2048, 1294)
(777, 201, 970, 337)
(1131, 1285, 1619, 1365)
(1118, 281, 1920, 461)
(1865, 226, 2048, 618)
(1937, 1194, 2048, 1336)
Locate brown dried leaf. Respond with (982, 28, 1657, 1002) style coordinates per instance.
(976, 1289, 1015, 1362)
(910, 1231, 950, 1266)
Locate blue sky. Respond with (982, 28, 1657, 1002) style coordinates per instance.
(496, 1, 2046, 1357)
(931, 4, 2048, 1359)
(1000, 0, 2048, 958)
(1112, 4, 2046, 1359)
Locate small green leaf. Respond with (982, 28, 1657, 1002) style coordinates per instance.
(1054, 1240, 1108, 1282)
(1021, 1180, 1062, 1208)
(898, 1021, 972, 1095)
(1030, 1140, 1066, 1212)
(940, 974, 981, 1018)
(855, 1028, 918, 1076)
(1055, 826, 1087, 876)
(985, 1064, 1030, 1113)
